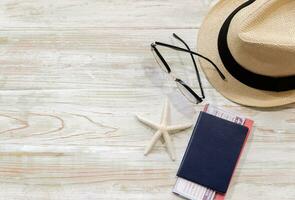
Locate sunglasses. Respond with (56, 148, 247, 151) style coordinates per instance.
(151, 33, 225, 104)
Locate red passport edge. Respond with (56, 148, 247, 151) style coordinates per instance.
(203, 105, 254, 200)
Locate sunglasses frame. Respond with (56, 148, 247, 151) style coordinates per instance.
(151, 35, 204, 104)
(151, 33, 226, 104)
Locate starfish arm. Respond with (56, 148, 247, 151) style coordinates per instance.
(136, 115, 159, 130)
(162, 131, 175, 161)
(167, 123, 193, 133)
(144, 130, 162, 156)
(160, 98, 170, 126)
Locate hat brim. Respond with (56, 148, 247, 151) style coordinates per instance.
(197, 0, 295, 107)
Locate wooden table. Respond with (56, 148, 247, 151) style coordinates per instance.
(0, 0, 294, 199)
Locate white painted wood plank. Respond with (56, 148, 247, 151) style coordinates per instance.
(0, 0, 214, 28)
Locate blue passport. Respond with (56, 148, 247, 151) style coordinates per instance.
(177, 112, 248, 194)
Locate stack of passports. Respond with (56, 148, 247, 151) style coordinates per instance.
(177, 112, 249, 194)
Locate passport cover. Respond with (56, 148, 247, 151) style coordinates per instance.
(177, 112, 249, 194)
(214, 119, 253, 200)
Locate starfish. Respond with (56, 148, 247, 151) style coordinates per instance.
(136, 99, 193, 161)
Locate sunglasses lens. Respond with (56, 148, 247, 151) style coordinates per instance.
(151, 48, 169, 73)
(176, 80, 200, 104)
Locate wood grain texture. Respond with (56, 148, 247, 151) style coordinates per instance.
(0, 0, 294, 199)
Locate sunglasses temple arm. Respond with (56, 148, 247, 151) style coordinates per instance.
(172, 34, 205, 98)
(155, 42, 226, 80)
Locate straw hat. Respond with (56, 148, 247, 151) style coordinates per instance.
(197, 0, 295, 107)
